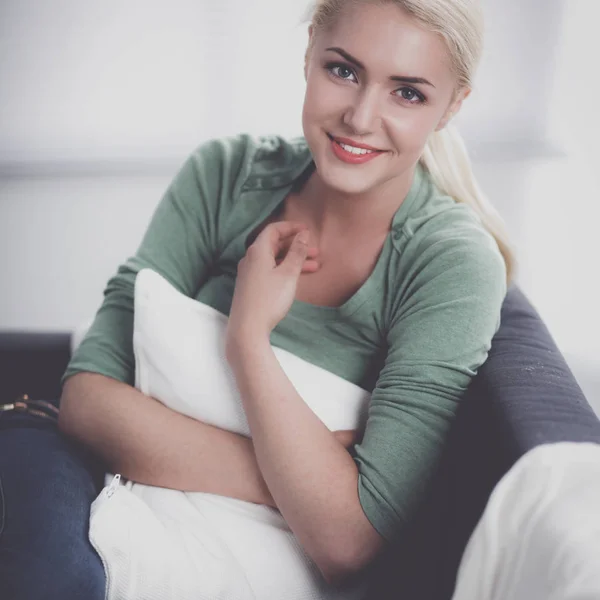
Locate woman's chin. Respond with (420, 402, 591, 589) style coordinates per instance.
(322, 177, 375, 196)
(315, 162, 382, 196)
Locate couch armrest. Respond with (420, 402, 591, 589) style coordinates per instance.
(368, 284, 600, 599)
(477, 285, 600, 449)
(0, 331, 72, 406)
(439, 285, 600, 597)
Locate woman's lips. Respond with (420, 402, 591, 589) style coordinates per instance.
(328, 134, 386, 165)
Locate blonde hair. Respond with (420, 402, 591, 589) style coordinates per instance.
(307, 0, 516, 283)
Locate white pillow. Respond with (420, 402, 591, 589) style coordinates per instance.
(452, 442, 600, 600)
(132, 268, 371, 436)
(89, 268, 374, 600)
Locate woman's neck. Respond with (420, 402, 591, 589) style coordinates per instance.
(296, 165, 416, 243)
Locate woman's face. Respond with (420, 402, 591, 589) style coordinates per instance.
(302, 2, 469, 196)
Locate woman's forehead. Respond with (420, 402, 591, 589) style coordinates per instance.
(313, 2, 455, 87)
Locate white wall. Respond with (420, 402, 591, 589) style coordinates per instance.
(1, 0, 598, 412)
(0, 0, 569, 166)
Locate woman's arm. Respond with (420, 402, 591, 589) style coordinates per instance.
(227, 337, 386, 586)
(59, 372, 276, 507)
(225, 223, 386, 586)
(60, 373, 357, 507)
(59, 139, 279, 505)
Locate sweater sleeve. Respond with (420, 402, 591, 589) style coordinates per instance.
(62, 136, 252, 386)
(353, 225, 507, 542)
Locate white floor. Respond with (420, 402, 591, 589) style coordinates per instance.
(1, 153, 598, 415)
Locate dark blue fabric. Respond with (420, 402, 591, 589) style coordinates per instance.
(0, 332, 71, 404)
(0, 413, 106, 600)
(475, 285, 600, 452)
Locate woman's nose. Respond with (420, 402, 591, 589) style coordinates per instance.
(342, 88, 382, 135)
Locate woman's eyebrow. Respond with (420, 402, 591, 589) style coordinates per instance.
(324, 46, 436, 88)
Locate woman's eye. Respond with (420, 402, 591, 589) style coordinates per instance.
(328, 64, 357, 82)
(396, 87, 425, 104)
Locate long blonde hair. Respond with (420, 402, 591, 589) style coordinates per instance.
(306, 0, 516, 283)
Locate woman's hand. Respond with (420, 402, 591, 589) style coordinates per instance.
(226, 221, 320, 354)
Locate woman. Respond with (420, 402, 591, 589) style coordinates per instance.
(0, 0, 512, 598)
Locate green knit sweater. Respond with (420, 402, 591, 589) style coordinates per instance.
(64, 134, 507, 542)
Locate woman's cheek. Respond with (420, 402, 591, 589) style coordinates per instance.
(307, 68, 360, 116)
(305, 82, 343, 122)
(390, 113, 435, 152)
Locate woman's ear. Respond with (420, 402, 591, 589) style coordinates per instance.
(436, 87, 471, 131)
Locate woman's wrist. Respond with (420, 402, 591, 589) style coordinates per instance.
(225, 327, 271, 368)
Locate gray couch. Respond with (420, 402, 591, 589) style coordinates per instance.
(1, 284, 600, 599)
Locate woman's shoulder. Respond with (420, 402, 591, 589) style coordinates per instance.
(396, 166, 504, 271)
(186, 133, 311, 191)
(388, 165, 506, 309)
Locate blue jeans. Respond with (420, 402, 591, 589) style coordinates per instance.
(0, 411, 106, 600)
